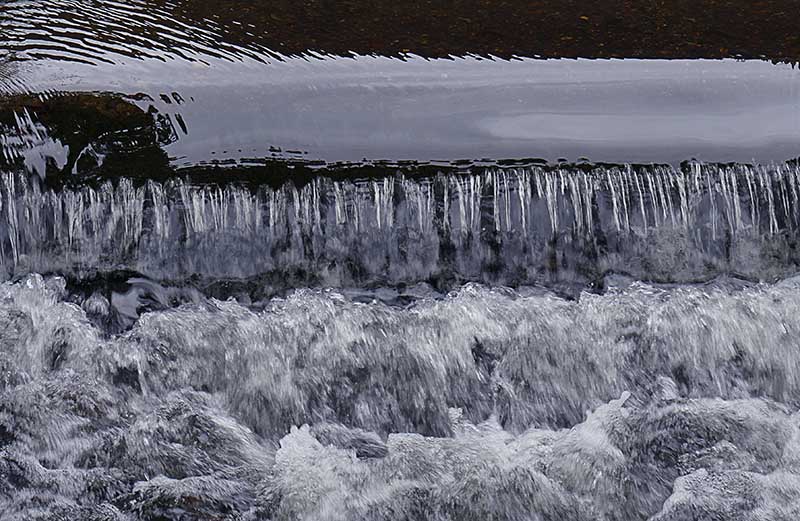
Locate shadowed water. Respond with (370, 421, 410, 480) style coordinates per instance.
(3, 0, 800, 61)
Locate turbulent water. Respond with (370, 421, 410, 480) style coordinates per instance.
(4, 273, 800, 520)
(3, 1, 800, 519)
(10, 168, 800, 521)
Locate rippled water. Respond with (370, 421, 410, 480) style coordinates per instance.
(0, 0, 283, 64)
(3, 1, 800, 520)
(3, 1, 800, 166)
(4, 275, 800, 519)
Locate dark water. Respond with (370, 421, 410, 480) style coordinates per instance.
(2, 0, 800, 60)
(2, 1, 800, 520)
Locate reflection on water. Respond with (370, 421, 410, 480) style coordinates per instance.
(2, 59, 800, 169)
(0, 0, 277, 65)
(0, 93, 176, 180)
(2, 0, 800, 167)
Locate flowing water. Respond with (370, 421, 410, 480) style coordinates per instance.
(2, 1, 800, 520)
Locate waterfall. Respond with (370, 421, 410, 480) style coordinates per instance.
(0, 162, 799, 288)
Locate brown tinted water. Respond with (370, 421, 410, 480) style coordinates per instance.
(3, 0, 800, 61)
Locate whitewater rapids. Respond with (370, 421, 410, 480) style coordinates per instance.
(2, 273, 800, 519)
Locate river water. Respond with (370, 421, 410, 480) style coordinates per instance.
(2, 1, 800, 520)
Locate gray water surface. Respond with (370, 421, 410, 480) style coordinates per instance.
(5, 57, 800, 166)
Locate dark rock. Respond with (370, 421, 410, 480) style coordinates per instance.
(311, 423, 389, 459)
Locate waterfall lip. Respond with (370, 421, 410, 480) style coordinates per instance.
(2, 58, 800, 172)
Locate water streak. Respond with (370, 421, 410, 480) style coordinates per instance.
(0, 163, 799, 288)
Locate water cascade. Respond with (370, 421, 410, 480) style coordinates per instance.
(0, 163, 799, 291)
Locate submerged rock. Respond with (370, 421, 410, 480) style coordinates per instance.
(121, 475, 253, 521)
(310, 423, 389, 459)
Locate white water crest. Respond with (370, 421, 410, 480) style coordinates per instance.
(2, 274, 800, 519)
